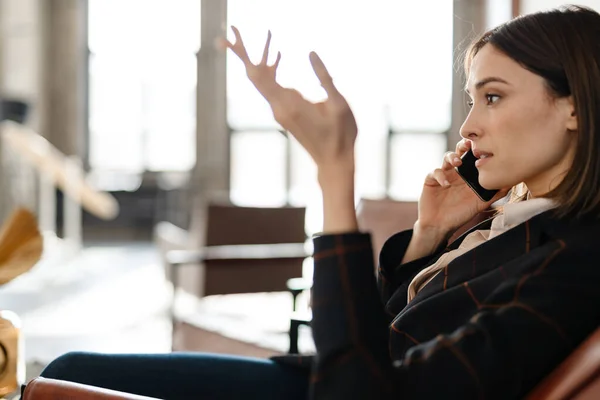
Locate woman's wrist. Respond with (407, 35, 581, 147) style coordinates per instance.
(317, 160, 358, 234)
(401, 221, 451, 264)
(413, 221, 451, 248)
(317, 157, 355, 187)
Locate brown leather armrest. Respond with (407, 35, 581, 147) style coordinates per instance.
(23, 377, 162, 400)
(527, 327, 600, 400)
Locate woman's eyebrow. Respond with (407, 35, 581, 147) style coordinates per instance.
(464, 76, 510, 94)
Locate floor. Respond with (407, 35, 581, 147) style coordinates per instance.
(0, 237, 314, 395)
(0, 239, 172, 364)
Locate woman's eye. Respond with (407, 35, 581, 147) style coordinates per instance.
(467, 94, 500, 108)
(485, 94, 500, 105)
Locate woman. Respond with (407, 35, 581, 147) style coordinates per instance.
(39, 4, 600, 400)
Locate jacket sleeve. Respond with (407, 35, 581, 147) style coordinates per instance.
(309, 234, 600, 400)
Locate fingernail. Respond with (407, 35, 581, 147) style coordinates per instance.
(454, 157, 461, 164)
(444, 180, 451, 187)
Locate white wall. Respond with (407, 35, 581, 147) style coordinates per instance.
(521, 0, 600, 14)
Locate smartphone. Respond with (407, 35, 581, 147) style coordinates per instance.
(455, 149, 499, 202)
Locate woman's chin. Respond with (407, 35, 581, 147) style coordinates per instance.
(479, 175, 520, 192)
(478, 175, 504, 191)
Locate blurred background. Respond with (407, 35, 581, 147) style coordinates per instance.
(0, 0, 597, 387)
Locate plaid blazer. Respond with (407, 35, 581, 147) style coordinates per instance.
(273, 209, 600, 399)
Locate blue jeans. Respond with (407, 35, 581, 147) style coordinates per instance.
(39, 352, 309, 399)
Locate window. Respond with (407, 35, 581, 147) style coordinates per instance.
(88, 0, 199, 174)
(230, 131, 288, 206)
(226, 1, 453, 234)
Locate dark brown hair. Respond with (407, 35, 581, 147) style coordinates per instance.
(464, 5, 600, 219)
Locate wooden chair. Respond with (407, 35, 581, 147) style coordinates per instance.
(155, 200, 309, 346)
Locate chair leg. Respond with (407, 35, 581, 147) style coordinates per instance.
(170, 263, 179, 351)
(289, 316, 311, 354)
(289, 319, 300, 354)
(291, 290, 302, 312)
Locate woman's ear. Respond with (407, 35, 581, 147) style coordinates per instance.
(565, 96, 578, 131)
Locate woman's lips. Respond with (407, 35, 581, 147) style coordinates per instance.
(475, 155, 492, 167)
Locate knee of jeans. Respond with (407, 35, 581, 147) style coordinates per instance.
(40, 351, 88, 380)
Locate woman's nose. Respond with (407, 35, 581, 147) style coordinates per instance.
(459, 111, 482, 140)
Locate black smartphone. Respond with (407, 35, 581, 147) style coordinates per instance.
(455, 149, 499, 202)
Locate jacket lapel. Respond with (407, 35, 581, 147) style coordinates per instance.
(405, 211, 549, 310)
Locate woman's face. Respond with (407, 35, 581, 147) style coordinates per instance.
(460, 44, 578, 197)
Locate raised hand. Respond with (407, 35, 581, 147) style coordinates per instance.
(220, 26, 357, 169)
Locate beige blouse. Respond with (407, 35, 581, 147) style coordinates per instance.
(406, 197, 557, 303)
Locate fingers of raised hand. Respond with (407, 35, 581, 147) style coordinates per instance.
(309, 52, 342, 100)
(261, 30, 272, 64)
(273, 51, 282, 69)
(425, 168, 451, 187)
(225, 27, 281, 71)
(256, 29, 281, 69)
(226, 26, 251, 65)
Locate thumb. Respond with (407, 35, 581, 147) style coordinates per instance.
(309, 51, 342, 100)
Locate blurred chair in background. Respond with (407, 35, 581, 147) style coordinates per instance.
(356, 198, 419, 262)
(154, 199, 308, 348)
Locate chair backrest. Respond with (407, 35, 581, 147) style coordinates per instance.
(527, 327, 600, 400)
(202, 201, 307, 296)
(205, 203, 306, 246)
(356, 199, 418, 261)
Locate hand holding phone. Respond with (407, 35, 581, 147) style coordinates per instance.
(455, 149, 499, 202)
